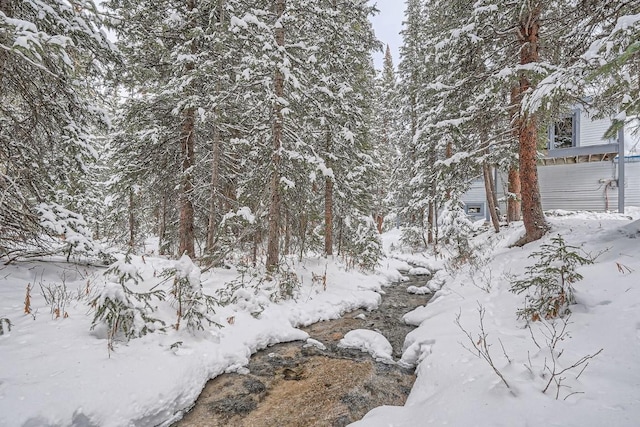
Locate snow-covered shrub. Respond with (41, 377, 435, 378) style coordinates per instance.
(259, 258, 301, 302)
(271, 269, 300, 302)
(215, 265, 260, 305)
(40, 280, 72, 319)
(213, 266, 270, 317)
(510, 235, 594, 321)
(162, 255, 219, 331)
(202, 207, 256, 267)
(342, 216, 383, 272)
(90, 254, 165, 351)
(400, 225, 426, 250)
(439, 200, 474, 266)
(527, 316, 603, 399)
(36, 203, 110, 262)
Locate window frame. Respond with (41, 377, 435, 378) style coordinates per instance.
(548, 109, 580, 150)
(464, 202, 485, 219)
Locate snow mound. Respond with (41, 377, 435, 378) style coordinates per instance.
(338, 329, 394, 363)
(402, 305, 430, 326)
(385, 258, 413, 273)
(407, 267, 431, 276)
(399, 336, 434, 368)
(407, 285, 431, 295)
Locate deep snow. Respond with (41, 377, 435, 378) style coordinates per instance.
(1, 209, 639, 426)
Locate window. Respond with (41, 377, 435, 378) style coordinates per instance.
(464, 203, 485, 218)
(549, 112, 578, 149)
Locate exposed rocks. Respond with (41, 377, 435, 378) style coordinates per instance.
(174, 275, 431, 427)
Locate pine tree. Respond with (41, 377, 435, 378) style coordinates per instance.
(525, 2, 640, 136)
(395, 0, 432, 248)
(0, 0, 114, 256)
(513, 1, 549, 244)
(265, 0, 286, 271)
(511, 234, 593, 321)
(372, 45, 399, 233)
(103, 0, 240, 258)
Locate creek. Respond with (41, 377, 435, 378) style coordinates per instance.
(173, 271, 432, 427)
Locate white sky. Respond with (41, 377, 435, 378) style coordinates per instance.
(368, 0, 406, 69)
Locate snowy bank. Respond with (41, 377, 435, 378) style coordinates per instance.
(0, 256, 394, 426)
(353, 209, 640, 427)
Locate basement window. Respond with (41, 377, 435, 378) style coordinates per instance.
(465, 203, 485, 218)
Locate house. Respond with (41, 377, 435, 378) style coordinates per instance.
(463, 106, 640, 220)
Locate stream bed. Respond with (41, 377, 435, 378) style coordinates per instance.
(173, 273, 432, 427)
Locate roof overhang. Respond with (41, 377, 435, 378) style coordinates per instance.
(538, 143, 619, 166)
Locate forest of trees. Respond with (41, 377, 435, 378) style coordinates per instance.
(1, 0, 638, 271)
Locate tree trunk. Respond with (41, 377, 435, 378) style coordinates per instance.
(324, 175, 333, 255)
(284, 210, 291, 255)
(206, 112, 221, 254)
(179, 106, 196, 258)
(178, 0, 197, 258)
(507, 85, 522, 223)
(489, 169, 499, 214)
(483, 163, 500, 233)
(324, 132, 333, 256)
(427, 200, 434, 244)
(252, 230, 259, 267)
(375, 215, 383, 234)
(128, 188, 135, 249)
(427, 147, 436, 244)
(0, 0, 10, 74)
(205, 0, 225, 255)
(158, 194, 167, 255)
(445, 140, 452, 200)
(507, 166, 521, 222)
(515, 5, 548, 245)
(266, 0, 286, 271)
(337, 215, 343, 256)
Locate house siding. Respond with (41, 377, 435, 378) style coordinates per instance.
(538, 159, 640, 211)
(463, 160, 638, 215)
(463, 178, 488, 220)
(580, 115, 614, 147)
(461, 107, 639, 214)
(620, 159, 640, 208)
(538, 162, 618, 211)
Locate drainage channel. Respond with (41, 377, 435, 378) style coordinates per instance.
(173, 272, 432, 427)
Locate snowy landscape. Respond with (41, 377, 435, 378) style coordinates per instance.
(2, 0, 640, 426)
(1, 211, 640, 426)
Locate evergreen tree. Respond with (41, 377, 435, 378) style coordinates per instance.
(0, 0, 114, 256)
(395, 0, 432, 248)
(103, 0, 240, 258)
(525, 2, 640, 136)
(372, 45, 399, 233)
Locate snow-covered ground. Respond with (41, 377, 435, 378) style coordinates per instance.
(0, 253, 388, 426)
(355, 209, 640, 427)
(1, 209, 639, 426)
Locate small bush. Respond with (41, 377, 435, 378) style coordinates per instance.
(40, 278, 72, 319)
(90, 253, 165, 353)
(342, 216, 383, 272)
(162, 254, 219, 331)
(510, 235, 593, 321)
(439, 200, 474, 266)
(0, 318, 12, 335)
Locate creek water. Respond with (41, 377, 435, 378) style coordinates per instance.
(173, 273, 432, 427)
